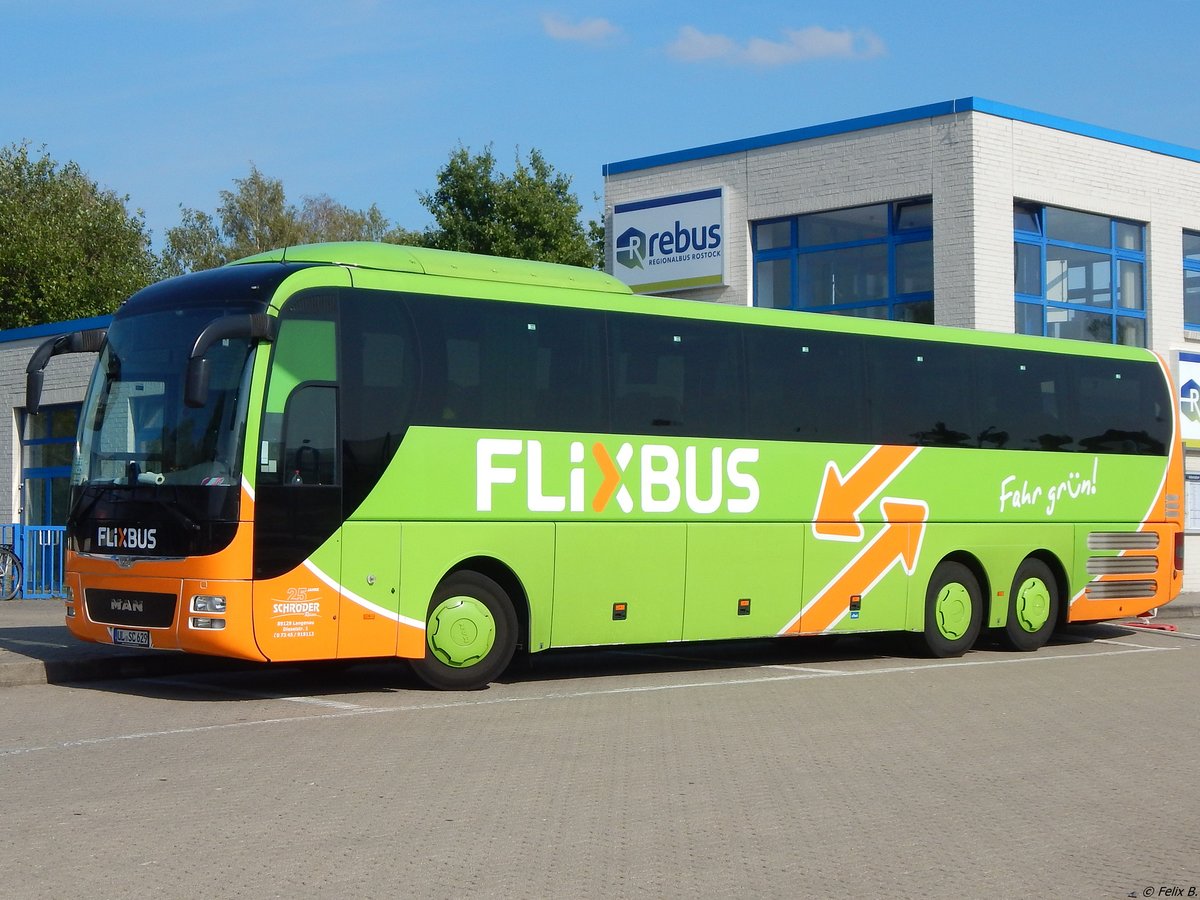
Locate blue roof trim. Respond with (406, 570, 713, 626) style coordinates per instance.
(614, 187, 722, 214)
(603, 97, 1200, 175)
(967, 98, 1200, 165)
(0, 314, 112, 346)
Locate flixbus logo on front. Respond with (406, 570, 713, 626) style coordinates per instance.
(476, 438, 759, 515)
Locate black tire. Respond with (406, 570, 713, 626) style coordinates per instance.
(914, 560, 983, 658)
(410, 571, 517, 691)
(0, 547, 21, 601)
(1000, 558, 1059, 652)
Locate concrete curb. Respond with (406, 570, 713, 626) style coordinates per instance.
(0, 600, 258, 688)
(3, 594, 1198, 690)
(0, 647, 254, 688)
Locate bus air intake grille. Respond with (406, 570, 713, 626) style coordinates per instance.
(84, 589, 177, 628)
(1084, 580, 1157, 600)
(1086, 556, 1159, 575)
(1087, 532, 1159, 551)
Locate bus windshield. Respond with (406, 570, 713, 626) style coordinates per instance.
(75, 306, 257, 489)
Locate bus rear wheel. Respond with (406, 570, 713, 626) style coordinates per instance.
(410, 571, 517, 691)
(914, 561, 983, 658)
(1000, 558, 1059, 652)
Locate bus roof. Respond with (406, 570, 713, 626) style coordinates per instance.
(230, 242, 632, 297)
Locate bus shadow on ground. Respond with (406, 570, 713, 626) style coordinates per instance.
(502, 633, 886, 686)
(499, 621, 1138, 686)
(50, 621, 1142, 703)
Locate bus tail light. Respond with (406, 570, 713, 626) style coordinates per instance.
(1174, 532, 1184, 573)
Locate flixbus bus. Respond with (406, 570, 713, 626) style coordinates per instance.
(26, 242, 1183, 689)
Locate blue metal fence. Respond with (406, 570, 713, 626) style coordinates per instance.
(2, 524, 67, 599)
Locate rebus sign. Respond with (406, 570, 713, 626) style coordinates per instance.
(1178, 350, 1200, 448)
(611, 188, 725, 295)
(477, 438, 759, 516)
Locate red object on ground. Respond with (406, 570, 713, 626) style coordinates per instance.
(1123, 618, 1179, 632)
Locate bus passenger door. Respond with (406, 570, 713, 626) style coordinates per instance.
(252, 307, 345, 662)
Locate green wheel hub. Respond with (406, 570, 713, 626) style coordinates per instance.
(1013, 577, 1051, 633)
(934, 582, 973, 641)
(427, 596, 496, 668)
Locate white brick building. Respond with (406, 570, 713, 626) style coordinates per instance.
(603, 97, 1200, 348)
(0, 318, 106, 529)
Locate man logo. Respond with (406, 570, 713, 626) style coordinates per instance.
(615, 227, 647, 270)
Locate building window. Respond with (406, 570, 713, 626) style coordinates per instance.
(1184, 230, 1200, 330)
(1014, 202, 1146, 346)
(752, 199, 933, 323)
(22, 404, 79, 526)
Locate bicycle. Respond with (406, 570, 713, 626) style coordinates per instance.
(0, 544, 22, 601)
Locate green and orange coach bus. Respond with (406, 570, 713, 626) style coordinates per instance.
(26, 242, 1183, 689)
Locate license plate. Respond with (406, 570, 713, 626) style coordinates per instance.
(112, 628, 151, 648)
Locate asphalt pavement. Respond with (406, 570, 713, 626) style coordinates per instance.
(1, 590, 1197, 689)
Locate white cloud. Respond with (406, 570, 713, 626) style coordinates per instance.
(667, 25, 737, 62)
(668, 24, 886, 66)
(541, 13, 621, 43)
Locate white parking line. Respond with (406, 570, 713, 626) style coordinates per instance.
(136, 676, 369, 710)
(764, 664, 851, 675)
(0, 640, 1179, 758)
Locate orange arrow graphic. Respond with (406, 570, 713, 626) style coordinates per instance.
(784, 498, 928, 635)
(812, 445, 921, 541)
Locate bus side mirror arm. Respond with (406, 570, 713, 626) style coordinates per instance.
(25, 329, 108, 415)
(185, 313, 278, 408)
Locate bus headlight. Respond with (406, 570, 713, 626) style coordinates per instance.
(191, 595, 227, 613)
(190, 617, 227, 630)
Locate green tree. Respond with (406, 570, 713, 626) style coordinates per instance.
(215, 164, 308, 259)
(420, 146, 602, 267)
(163, 164, 405, 275)
(0, 142, 158, 329)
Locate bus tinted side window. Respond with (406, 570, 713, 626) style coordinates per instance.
(1070, 357, 1169, 455)
(607, 313, 744, 438)
(974, 348, 1072, 452)
(865, 339, 975, 447)
(408, 296, 606, 434)
(338, 289, 420, 515)
(968, 345, 1168, 456)
(744, 325, 867, 443)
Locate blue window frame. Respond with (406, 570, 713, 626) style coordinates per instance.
(1184, 230, 1200, 330)
(1014, 202, 1146, 346)
(752, 199, 933, 323)
(22, 404, 79, 527)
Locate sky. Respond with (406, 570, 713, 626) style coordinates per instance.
(4, 1, 1200, 250)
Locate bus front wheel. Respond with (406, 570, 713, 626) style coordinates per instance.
(410, 571, 518, 691)
(914, 561, 983, 658)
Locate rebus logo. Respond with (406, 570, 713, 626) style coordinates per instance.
(1181, 378, 1200, 424)
(616, 227, 647, 270)
(615, 220, 722, 272)
(476, 438, 759, 515)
